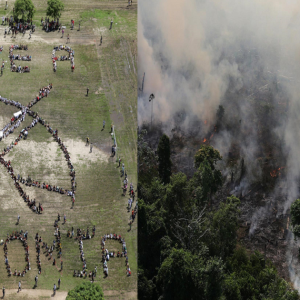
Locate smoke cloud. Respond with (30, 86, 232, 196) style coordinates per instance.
(139, 0, 300, 288)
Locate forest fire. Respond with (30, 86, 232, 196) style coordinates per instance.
(203, 138, 207, 143)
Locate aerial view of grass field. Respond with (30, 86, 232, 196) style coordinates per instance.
(0, 0, 137, 299)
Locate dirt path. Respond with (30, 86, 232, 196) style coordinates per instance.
(2, 289, 68, 299)
(2, 289, 137, 299)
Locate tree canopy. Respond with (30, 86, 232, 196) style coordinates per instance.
(138, 134, 299, 300)
(14, 0, 36, 20)
(46, 0, 64, 19)
(291, 198, 300, 238)
(157, 134, 172, 184)
(66, 282, 104, 300)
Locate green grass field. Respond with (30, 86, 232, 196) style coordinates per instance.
(0, 0, 137, 299)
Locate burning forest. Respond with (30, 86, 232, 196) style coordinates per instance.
(138, 0, 300, 293)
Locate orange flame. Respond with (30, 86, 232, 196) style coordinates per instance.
(210, 133, 214, 139)
(203, 138, 207, 143)
(270, 167, 284, 178)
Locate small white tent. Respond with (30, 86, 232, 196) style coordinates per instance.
(13, 111, 22, 118)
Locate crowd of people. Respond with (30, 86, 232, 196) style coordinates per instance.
(42, 17, 60, 32)
(0, 78, 79, 222)
(73, 227, 92, 278)
(8, 44, 31, 72)
(0, 62, 136, 281)
(101, 233, 131, 277)
(52, 45, 75, 72)
(3, 231, 30, 277)
(9, 44, 31, 61)
(23, 123, 77, 201)
(0, 109, 26, 140)
(35, 233, 42, 274)
(41, 221, 63, 267)
(0, 84, 77, 215)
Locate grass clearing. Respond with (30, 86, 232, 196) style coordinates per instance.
(0, 0, 137, 299)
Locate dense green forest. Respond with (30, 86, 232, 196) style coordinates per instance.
(138, 130, 299, 300)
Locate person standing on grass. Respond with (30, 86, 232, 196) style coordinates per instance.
(72, 198, 75, 208)
(67, 34, 70, 43)
(129, 220, 132, 231)
(86, 137, 89, 146)
(17, 215, 20, 224)
(58, 278, 61, 289)
(86, 87, 89, 96)
(103, 120, 106, 129)
(100, 35, 102, 45)
(2, 286, 5, 298)
(53, 283, 56, 295)
(18, 281, 21, 292)
(63, 214, 66, 224)
(90, 143, 93, 153)
(61, 260, 63, 271)
(109, 19, 113, 30)
(35, 275, 38, 287)
(61, 28, 64, 38)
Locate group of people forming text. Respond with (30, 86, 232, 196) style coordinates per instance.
(52, 45, 75, 72)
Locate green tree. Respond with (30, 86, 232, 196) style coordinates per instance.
(46, 0, 64, 20)
(138, 129, 158, 187)
(194, 144, 222, 170)
(157, 248, 224, 300)
(190, 159, 223, 205)
(206, 196, 240, 259)
(291, 199, 300, 232)
(223, 273, 242, 300)
(14, 0, 36, 20)
(66, 282, 104, 300)
(157, 134, 172, 184)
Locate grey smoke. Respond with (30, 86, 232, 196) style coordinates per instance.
(139, 0, 300, 288)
